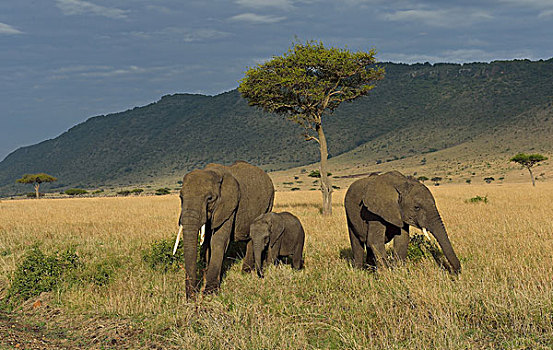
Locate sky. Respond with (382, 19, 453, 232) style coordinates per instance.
(1, 0, 553, 161)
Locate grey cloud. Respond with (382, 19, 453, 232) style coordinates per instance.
(229, 13, 287, 23)
(0, 22, 23, 35)
(382, 8, 492, 27)
(55, 0, 129, 19)
(235, 0, 294, 10)
(129, 27, 231, 43)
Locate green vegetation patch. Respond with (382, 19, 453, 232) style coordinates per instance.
(4, 246, 81, 307)
(466, 195, 488, 204)
(142, 239, 185, 273)
(65, 188, 88, 196)
(407, 234, 443, 263)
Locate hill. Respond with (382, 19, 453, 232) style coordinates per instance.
(1, 59, 553, 195)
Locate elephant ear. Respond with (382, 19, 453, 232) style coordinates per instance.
(362, 180, 403, 228)
(211, 171, 240, 229)
(269, 214, 285, 248)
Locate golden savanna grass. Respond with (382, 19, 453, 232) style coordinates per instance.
(1, 183, 553, 349)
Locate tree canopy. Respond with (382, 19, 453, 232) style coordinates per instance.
(239, 40, 384, 215)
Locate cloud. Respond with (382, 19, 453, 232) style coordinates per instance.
(229, 13, 287, 23)
(55, 0, 128, 19)
(382, 8, 492, 27)
(0, 22, 23, 35)
(129, 27, 231, 43)
(235, 0, 294, 10)
(538, 9, 553, 18)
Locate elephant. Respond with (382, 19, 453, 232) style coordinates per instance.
(173, 161, 274, 298)
(344, 171, 461, 273)
(250, 212, 305, 278)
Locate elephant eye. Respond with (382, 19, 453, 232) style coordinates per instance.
(414, 205, 421, 211)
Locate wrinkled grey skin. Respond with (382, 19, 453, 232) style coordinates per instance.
(178, 161, 274, 298)
(250, 212, 305, 278)
(344, 171, 461, 273)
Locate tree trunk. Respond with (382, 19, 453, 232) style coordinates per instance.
(527, 166, 535, 186)
(317, 124, 332, 216)
(34, 183, 40, 199)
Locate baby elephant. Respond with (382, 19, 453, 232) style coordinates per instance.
(250, 212, 305, 278)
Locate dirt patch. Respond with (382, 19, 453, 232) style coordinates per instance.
(0, 293, 167, 349)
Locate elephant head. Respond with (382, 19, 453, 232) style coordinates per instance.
(363, 171, 461, 273)
(175, 167, 240, 297)
(250, 213, 285, 278)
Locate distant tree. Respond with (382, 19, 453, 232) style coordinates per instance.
(417, 176, 429, 183)
(484, 177, 495, 184)
(16, 173, 57, 199)
(465, 179, 472, 184)
(239, 40, 384, 215)
(510, 153, 548, 186)
(431, 176, 442, 185)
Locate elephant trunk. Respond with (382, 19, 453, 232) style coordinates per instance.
(253, 238, 265, 278)
(179, 206, 206, 299)
(182, 223, 201, 298)
(427, 212, 461, 274)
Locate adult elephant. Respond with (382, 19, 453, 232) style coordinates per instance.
(344, 171, 461, 273)
(174, 161, 274, 298)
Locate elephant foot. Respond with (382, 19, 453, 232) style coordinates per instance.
(203, 283, 220, 295)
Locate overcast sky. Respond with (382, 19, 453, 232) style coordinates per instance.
(1, 0, 552, 160)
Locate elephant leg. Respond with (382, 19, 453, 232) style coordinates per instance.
(367, 221, 388, 269)
(393, 225, 409, 262)
(203, 221, 232, 294)
(291, 253, 303, 270)
(242, 240, 255, 273)
(348, 222, 365, 268)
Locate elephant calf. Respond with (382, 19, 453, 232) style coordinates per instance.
(250, 212, 305, 278)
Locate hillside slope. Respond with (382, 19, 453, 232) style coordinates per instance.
(1, 59, 553, 195)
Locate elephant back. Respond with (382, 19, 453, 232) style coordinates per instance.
(229, 161, 275, 240)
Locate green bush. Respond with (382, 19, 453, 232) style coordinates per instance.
(26, 192, 44, 198)
(307, 170, 332, 178)
(291, 187, 300, 191)
(92, 189, 104, 194)
(155, 188, 171, 196)
(466, 195, 488, 204)
(65, 188, 88, 196)
(83, 260, 119, 286)
(407, 235, 443, 263)
(4, 246, 81, 306)
(117, 190, 131, 196)
(143, 239, 185, 273)
(131, 188, 144, 195)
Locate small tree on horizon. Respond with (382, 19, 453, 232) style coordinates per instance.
(510, 153, 548, 186)
(239, 40, 385, 215)
(16, 173, 57, 199)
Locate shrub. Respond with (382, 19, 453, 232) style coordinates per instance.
(92, 189, 104, 194)
(83, 260, 119, 286)
(142, 239, 185, 273)
(466, 195, 488, 204)
(291, 187, 300, 191)
(155, 188, 171, 195)
(131, 188, 144, 195)
(65, 188, 88, 196)
(26, 192, 44, 198)
(4, 246, 81, 306)
(484, 177, 495, 184)
(307, 170, 332, 178)
(407, 235, 443, 263)
(117, 190, 131, 196)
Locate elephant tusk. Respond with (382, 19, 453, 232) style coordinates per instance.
(422, 227, 433, 241)
(173, 225, 183, 255)
(199, 224, 206, 245)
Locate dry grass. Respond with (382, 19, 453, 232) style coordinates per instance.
(1, 184, 553, 349)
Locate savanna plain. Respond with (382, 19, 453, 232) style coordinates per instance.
(0, 183, 552, 349)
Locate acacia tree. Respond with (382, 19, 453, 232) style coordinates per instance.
(510, 153, 548, 186)
(239, 41, 384, 215)
(16, 173, 57, 198)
